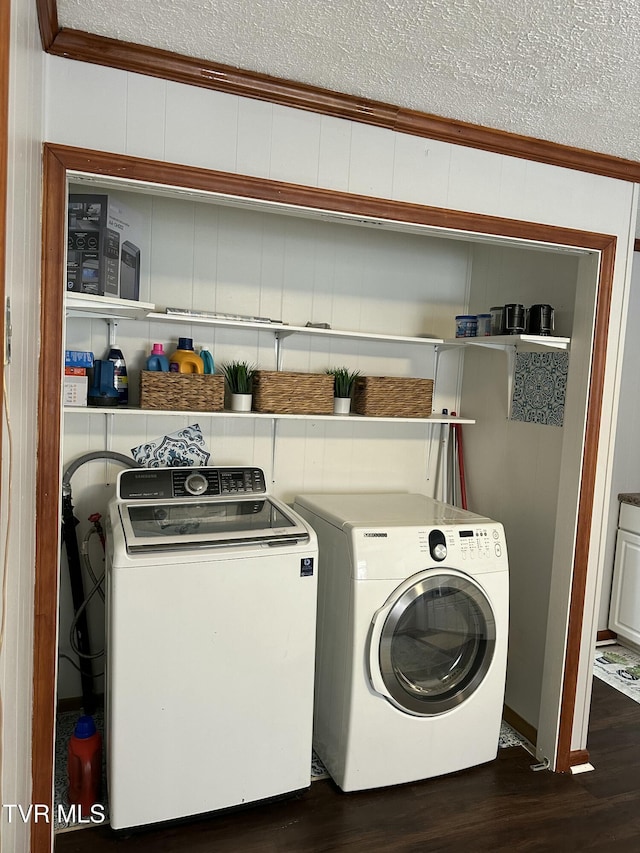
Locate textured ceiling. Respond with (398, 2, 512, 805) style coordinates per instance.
(56, 0, 640, 162)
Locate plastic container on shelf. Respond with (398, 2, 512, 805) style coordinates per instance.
(200, 347, 215, 374)
(168, 338, 204, 374)
(67, 715, 102, 813)
(88, 360, 119, 407)
(490, 306, 504, 335)
(146, 343, 169, 372)
(455, 315, 477, 338)
(476, 313, 492, 336)
(107, 347, 128, 404)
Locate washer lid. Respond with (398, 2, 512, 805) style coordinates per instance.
(294, 492, 490, 530)
(118, 495, 309, 553)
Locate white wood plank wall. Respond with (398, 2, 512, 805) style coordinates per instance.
(2, 2, 44, 851)
(464, 245, 579, 729)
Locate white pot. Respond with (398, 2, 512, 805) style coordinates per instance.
(333, 396, 351, 415)
(231, 392, 252, 412)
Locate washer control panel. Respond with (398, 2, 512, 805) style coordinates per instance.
(119, 466, 266, 500)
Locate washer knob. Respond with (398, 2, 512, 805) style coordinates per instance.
(433, 543, 447, 561)
(184, 472, 208, 496)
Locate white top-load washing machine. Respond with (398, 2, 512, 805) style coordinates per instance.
(293, 492, 509, 792)
(106, 466, 318, 830)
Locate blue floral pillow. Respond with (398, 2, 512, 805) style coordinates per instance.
(131, 423, 211, 467)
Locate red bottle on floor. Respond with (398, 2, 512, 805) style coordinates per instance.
(67, 715, 102, 812)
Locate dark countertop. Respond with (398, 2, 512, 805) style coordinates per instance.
(619, 493, 640, 506)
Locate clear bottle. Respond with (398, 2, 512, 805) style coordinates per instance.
(107, 347, 128, 405)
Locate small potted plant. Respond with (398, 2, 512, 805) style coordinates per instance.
(221, 360, 257, 412)
(326, 367, 361, 415)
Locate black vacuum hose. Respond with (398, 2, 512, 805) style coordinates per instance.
(61, 451, 142, 714)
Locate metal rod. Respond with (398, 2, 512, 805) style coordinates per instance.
(271, 417, 278, 482)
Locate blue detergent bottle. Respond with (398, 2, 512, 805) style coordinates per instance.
(200, 347, 215, 374)
(146, 343, 169, 372)
(88, 360, 119, 407)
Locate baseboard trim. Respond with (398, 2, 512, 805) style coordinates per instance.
(568, 749, 590, 768)
(597, 629, 617, 643)
(503, 705, 537, 747)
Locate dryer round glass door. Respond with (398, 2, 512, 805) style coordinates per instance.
(375, 573, 496, 716)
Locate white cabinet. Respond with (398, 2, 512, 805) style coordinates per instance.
(609, 502, 640, 647)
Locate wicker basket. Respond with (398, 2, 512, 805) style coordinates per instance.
(139, 371, 224, 411)
(353, 376, 433, 418)
(252, 370, 334, 415)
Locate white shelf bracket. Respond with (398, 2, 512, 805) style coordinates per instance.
(107, 319, 119, 348)
(425, 422, 439, 481)
(433, 345, 442, 394)
(505, 345, 517, 419)
(273, 330, 295, 371)
(434, 343, 465, 408)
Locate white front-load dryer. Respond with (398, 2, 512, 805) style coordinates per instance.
(293, 492, 509, 792)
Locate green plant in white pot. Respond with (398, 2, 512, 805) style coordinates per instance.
(221, 360, 257, 412)
(326, 367, 361, 415)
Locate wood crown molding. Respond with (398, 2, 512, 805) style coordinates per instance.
(36, 9, 640, 185)
(36, 0, 58, 52)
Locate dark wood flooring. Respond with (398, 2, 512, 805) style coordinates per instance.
(55, 678, 640, 852)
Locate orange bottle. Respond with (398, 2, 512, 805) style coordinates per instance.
(67, 715, 102, 812)
(169, 337, 204, 373)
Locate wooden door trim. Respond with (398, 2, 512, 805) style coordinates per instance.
(31, 144, 66, 853)
(32, 142, 616, 850)
(0, 0, 10, 456)
(555, 233, 615, 772)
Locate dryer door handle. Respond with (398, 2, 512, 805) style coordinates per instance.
(367, 607, 390, 698)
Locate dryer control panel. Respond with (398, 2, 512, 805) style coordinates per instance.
(118, 466, 266, 500)
(441, 525, 504, 562)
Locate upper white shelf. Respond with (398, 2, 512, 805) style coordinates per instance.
(65, 294, 443, 346)
(146, 311, 443, 345)
(439, 334, 570, 350)
(65, 293, 156, 320)
(66, 296, 570, 351)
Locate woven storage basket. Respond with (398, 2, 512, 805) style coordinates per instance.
(252, 370, 334, 415)
(140, 371, 224, 411)
(353, 376, 433, 418)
